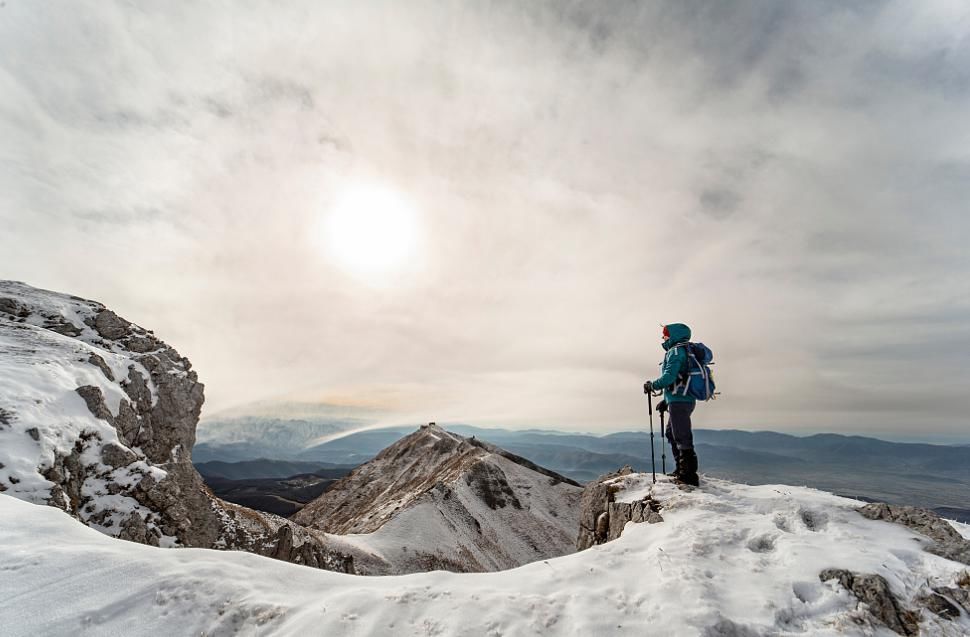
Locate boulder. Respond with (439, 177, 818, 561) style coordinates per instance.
(577, 467, 663, 550)
(858, 503, 970, 565)
(818, 569, 919, 636)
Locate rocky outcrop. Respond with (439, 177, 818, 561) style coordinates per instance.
(819, 569, 919, 635)
(0, 281, 353, 572)
(927, 571, 970, 620)
(577, 466, 663, 550)
(858, 503, 970, 565)
(819, 567, 970, 635)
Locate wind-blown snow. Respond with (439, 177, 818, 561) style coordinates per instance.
(2, 475, 967, 636)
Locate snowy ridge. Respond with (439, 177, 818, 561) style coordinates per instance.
(2, 475, 968, 636)
(294, 424, 584, 574)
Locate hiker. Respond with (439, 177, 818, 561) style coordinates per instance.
(644, 323, 699, 486)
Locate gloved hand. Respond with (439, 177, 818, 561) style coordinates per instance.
(643, 381, 654, 394)
(656, 399, 668, 414)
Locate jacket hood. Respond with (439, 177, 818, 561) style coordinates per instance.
(662, 323, 691, 351)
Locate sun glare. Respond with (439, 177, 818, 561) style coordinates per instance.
(321, 183, 420, 277)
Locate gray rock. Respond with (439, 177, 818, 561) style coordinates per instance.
(608, 499, 664, 541)
(577, 466, 663, 550)
(819, 568, 919, 636)
(0, 297, 26, 317)
(101, 442, 137, 468)
(932, 584, 970, 615)
(577, 466, 632, 550)
(918, 591, 962, 620)
(25, 427, 39, 441)
(118, 511, 160, 546)
(86, 353, 115, 381)
(45, 321, 82, 337)
(75, 385, 114, 423)
(93, 309, 130, 340)
(264, 524, 355, 573)
(859, 503, 970, 565)
(121, 365, 153, 412)
(114, 400, 140, 447)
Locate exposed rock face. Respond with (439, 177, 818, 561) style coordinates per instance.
(293, 423, 583, 574)
(818, 567, 970, 634)
(577, 466, 663, 550)
(929, 576, 970, 619)
(858, 503, 970, 565)
(818, 569, 919, 636)
(0, 281, 353, 572)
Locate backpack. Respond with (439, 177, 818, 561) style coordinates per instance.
(672, 342, 717, 401)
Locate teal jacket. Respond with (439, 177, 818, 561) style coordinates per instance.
(652, 323, 695, 404)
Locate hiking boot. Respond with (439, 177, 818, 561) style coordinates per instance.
(678, 449, 699, 487)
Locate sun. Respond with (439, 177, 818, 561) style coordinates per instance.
(320, 183, 420, 277)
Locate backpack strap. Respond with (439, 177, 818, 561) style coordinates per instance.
(670, 342, 691, 395)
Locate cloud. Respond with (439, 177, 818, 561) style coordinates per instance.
(1, 1, 968, 437)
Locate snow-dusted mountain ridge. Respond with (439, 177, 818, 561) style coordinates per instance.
(294, 423, 584, 573)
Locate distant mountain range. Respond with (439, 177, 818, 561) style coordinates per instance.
(194, 416, 370, 462)
(194, 421, 970, 521)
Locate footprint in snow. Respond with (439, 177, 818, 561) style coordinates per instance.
(798, 508, 829, 532)
(773, 514, 792, 533)
(746, 534, 777, 553)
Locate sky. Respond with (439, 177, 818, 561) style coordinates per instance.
(2, 1, 969, 439)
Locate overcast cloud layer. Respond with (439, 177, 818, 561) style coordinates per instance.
(2, 1, 968, 438)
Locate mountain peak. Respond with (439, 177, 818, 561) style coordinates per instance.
(293, 424, 584, 573)
(295, 425, 492, 534)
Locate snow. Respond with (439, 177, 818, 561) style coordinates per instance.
(0, 281, 170, 541)
(0, 321, 148, 499)
(292, 426, 582, 574)
(3, 475, 968, 636)
(326, 453, 581, 573)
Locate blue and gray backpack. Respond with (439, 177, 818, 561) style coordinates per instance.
(672, 342, 717, 401)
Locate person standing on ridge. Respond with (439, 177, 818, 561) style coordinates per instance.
(644, 323, 699, 486)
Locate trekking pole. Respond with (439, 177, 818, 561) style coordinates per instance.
(659, 409, 666, 475)
(648, 390, 656, 484)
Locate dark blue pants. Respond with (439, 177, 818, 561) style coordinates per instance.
(665, 401, 695, 453)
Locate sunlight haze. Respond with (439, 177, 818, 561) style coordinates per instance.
(2, 1, 968, 438)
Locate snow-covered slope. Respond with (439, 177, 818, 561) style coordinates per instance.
(0, 281, 352, 570)
(293, 424, 584, 574)
(3, 476, 968, 636)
